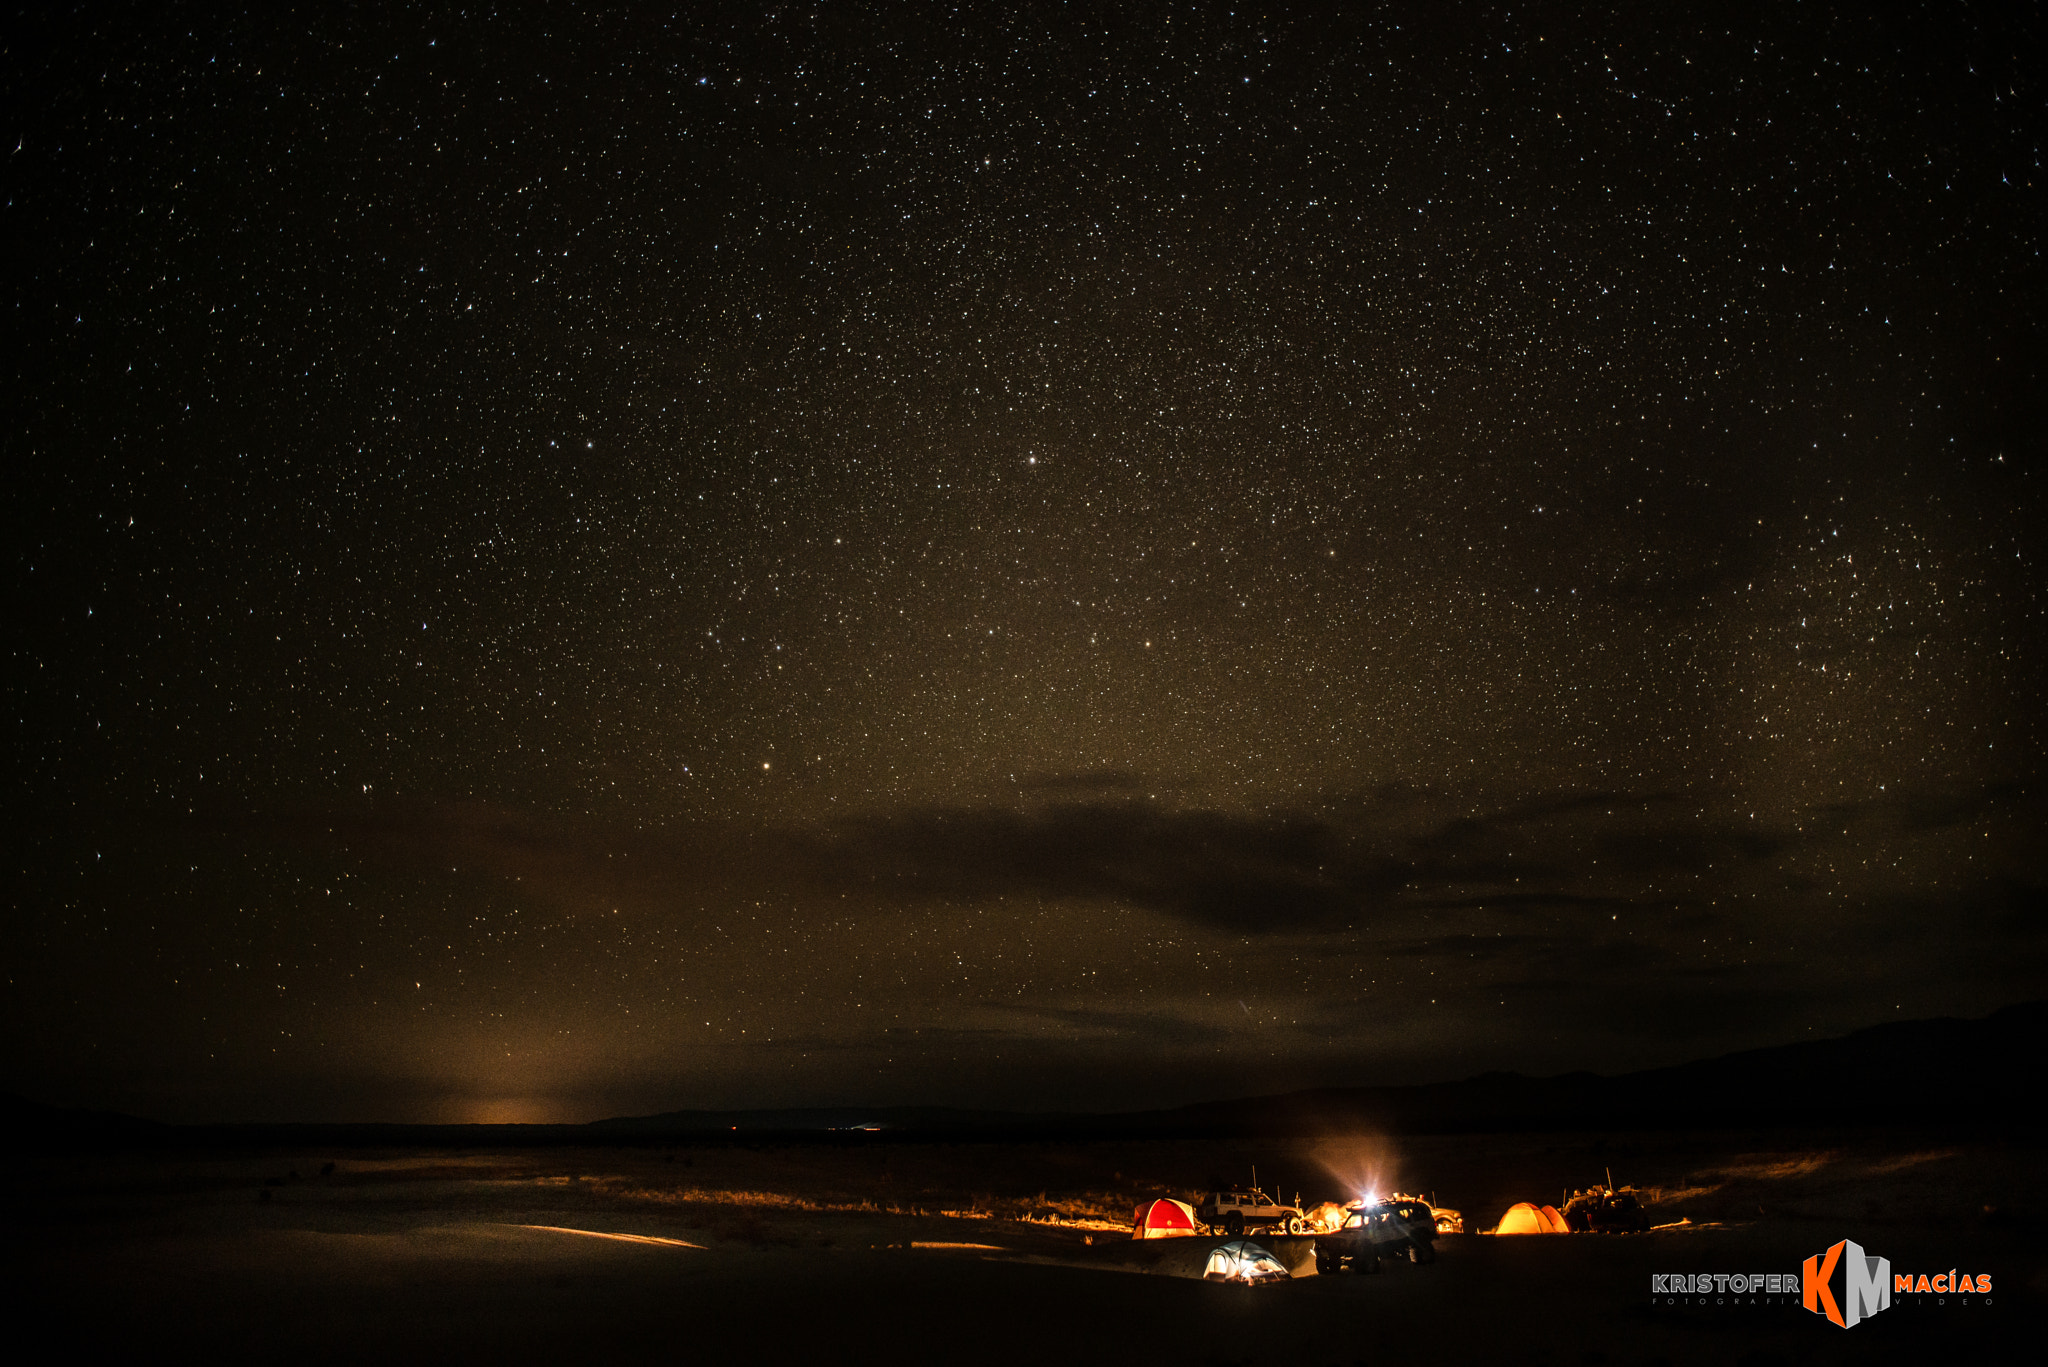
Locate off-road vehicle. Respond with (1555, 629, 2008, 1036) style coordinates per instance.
(1310, 1197, 1438, 1275)
(1560, 1185, 1649, 1233)
(1196, 1186, 1307, 1237)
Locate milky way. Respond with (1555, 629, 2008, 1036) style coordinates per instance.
(6, 5, 2043, 1122)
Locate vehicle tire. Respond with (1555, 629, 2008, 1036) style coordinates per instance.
(1224, 1212, 1245, 1238)
(1314, 1245, 1337, 1276)
(1285, 1215, 1305, 1235)
(1410, 1239, 1436, 1265)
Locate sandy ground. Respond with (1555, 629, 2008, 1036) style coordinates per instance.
(9, 1128, 2038, 1364)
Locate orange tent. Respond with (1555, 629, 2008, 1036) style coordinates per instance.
(1132, 1197, 1199, 1239)
(1494, 1202, 1571, 1234)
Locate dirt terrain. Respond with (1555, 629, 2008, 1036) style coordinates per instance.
(10, 1128, 2037, 1364)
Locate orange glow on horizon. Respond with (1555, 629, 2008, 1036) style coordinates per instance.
(459, 1097, 578, 1125)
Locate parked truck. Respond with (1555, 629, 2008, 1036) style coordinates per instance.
(1311, 1197, 1439, 1274)
(1560, 1184, 1650, 1233)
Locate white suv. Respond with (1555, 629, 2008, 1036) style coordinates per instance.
(1196, 1187, 1306, 1237)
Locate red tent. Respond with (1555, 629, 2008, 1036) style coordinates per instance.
(1132, 1197, 1199, 1239)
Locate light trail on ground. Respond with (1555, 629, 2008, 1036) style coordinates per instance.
(513, 1224, 704, 1248)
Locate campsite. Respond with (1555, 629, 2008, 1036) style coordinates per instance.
(13, 1124, 2033, 1364)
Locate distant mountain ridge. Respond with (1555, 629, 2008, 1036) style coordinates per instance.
(596, 999, 2046, 1138)
(8, 1001, 2041, 1147)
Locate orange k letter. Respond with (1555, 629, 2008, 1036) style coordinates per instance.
(1804, 1241, 1845, 1327)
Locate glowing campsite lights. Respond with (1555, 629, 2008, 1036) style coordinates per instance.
(1201, 1239, 1291, 1285)
(1491, 1202, 1571, 1235)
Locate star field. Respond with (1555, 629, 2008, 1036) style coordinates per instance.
(5, 4, 2043, 1122)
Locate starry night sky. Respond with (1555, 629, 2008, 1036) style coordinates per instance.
(6, 3, 2044, 1124)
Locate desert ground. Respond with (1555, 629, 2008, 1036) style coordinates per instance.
(11, 1127, 2036, 1364)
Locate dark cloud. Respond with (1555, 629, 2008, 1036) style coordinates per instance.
(1406, 891, 1648, 913)
(914, 1003, 1242, 1052)
(1374, 932, 1575, 962)
(258, 777, 2026, 943)
(798, 790, 1768, 933)
(806, 801, 1392, 932)
(1415, 791, 1668, 841)
(1586, 821, 1786, 876)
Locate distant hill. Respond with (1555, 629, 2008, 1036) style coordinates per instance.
(1164, 999, 2048, 1136)
(595, 1000, 2047, 1139)
(8, 1002, 2041, 1148)
(0, 1092, 169, 1144)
